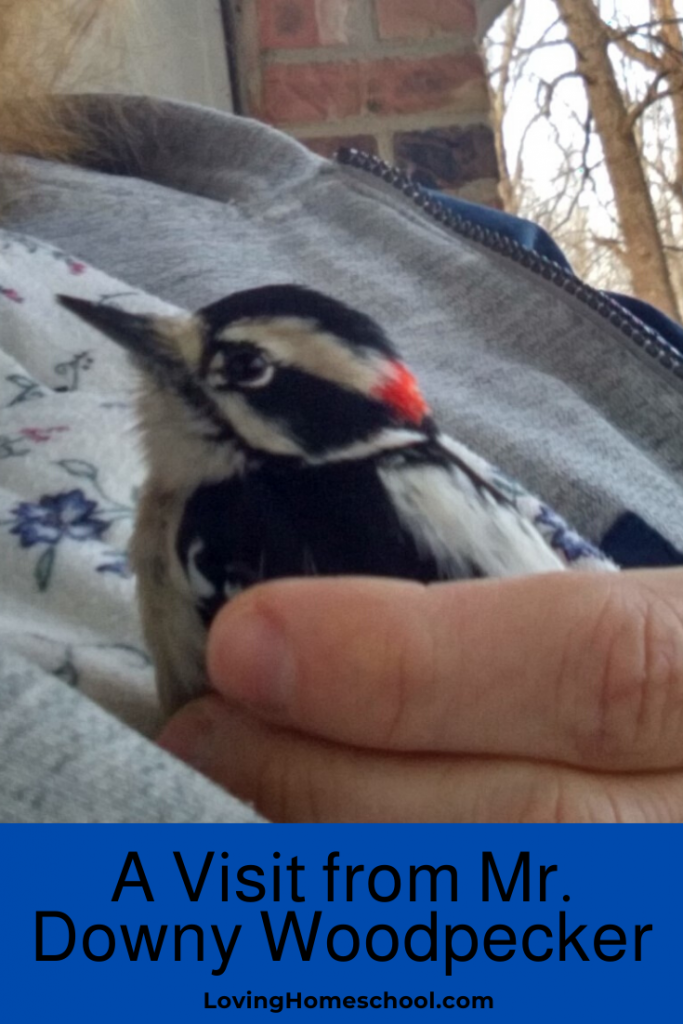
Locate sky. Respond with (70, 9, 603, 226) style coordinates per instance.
(487, 0, 679, 215)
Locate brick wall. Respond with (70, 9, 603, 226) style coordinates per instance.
(232, 0, 499, 204)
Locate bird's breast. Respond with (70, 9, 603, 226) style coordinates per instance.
(174, 456, 452, 626)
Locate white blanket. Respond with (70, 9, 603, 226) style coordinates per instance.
(0, 230, 178, 735)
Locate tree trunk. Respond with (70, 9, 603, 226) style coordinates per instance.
(652, 0, 683, 197)
(488, 1, 523, 214)
(554, 0, 680, 320)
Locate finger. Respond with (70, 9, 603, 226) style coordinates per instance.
(206, 569, 683, 771)
(158, 694, 683, 823)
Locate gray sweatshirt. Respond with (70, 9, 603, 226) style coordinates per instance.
(0, 96, 681, 822)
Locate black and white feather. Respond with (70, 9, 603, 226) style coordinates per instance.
(58, 285, 614, 712)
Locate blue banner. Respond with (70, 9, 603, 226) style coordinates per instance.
(1, 826, 678, 1019)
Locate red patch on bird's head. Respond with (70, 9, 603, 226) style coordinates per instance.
(372, 361, 430, 425)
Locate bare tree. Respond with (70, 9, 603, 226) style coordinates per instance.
(486, 0, 683, 320)
(490, 0, 525, 214)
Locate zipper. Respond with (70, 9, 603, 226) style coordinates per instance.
(335, 147, 683, 384)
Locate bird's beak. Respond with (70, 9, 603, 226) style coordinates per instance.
(57, 294, 228, 432)
(57, 295, 166, 366)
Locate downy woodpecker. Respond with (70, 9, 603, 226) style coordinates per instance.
(58, 285, 614, 713)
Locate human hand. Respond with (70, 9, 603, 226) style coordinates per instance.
(158, 569, 683, 822)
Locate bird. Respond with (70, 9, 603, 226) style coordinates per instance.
(57, 284, 611, 713)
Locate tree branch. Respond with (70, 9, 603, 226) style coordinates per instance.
(626, 71, 673, 129)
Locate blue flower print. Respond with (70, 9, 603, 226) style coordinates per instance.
(97, 552, 132, 578)
(10, 489, 109, 548)
(534, 504, 607, 564)
(9, 490, 110, 591)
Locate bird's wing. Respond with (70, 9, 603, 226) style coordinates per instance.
(435, 433, 617, 573)
(377, 441, 566, 578)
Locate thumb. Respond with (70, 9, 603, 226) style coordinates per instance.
(205, 569, 683, 770)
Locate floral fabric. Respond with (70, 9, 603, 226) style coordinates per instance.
(0, 230, 179, 735)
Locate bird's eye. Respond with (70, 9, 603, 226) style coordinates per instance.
(225, 350, 270, 385)
(206, 347, 274, 390)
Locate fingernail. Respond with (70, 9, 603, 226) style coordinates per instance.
(208, 605, 295, 711)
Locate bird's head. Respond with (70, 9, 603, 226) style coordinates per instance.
(58, 285, 432, 461)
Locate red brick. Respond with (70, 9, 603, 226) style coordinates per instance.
(375, 0, 476, 40)
(301, 134, 379, 158)
(258, 0, 351, 50)
(260, 53, 487, 124)
(259, 0, 318, 49)
(365, 53, 487, 118)
(394, 124, 498, 190)
(260, 62, 364, 123)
